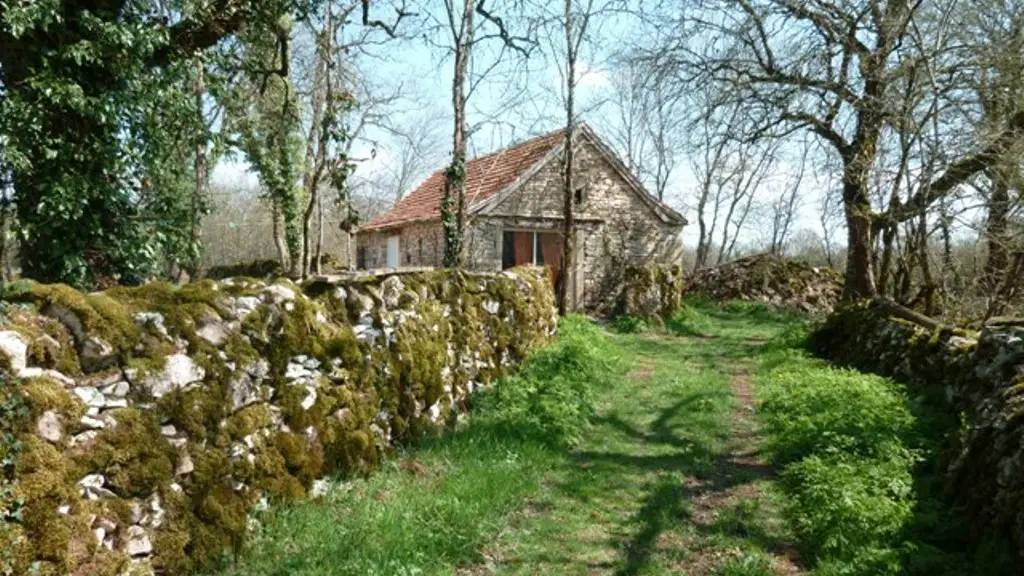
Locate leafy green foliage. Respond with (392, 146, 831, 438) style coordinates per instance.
(0, 367, 28, 574)
(608, 315, 654, 334)
(475, 315, 623, 446)
(757, 341, 1011, 575)
(0, 1, 307, 287)
(0, 2, 217, 286)
(758, 360, 917, 464)
(441, 156, 466, 267)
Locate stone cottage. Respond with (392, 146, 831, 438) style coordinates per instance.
(355, 124, 686, 310)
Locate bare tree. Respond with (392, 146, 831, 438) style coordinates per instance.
(427, 0, 534, 267)
(688, 99, 778, 268)
(650, 0, 1024, 300)
(768, 142, 809, 256)
(606, 59, 684, 200)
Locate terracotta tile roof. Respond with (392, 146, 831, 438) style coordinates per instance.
(358, 129, 565, 231)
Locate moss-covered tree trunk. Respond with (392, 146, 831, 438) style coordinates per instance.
(442, 0, 474, 269)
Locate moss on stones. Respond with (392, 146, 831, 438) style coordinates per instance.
(0, 266, 557, 574)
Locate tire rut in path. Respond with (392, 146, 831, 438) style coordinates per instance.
(681, 366, 804, 576)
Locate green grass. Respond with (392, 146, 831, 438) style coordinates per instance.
(219, 300, 1007, 576)
(756, 330, 1013, 576)
(219, 316, 622, 575)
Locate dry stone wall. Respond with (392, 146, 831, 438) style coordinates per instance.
(615, 264, 685, 320)
(810, 301, 1024, 556)
(0, 267, 556, 575)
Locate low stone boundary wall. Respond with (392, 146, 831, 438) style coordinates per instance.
(810, 300, 1024, 555)
(615, 264, 684, 319)
(0, 267, 556, 575)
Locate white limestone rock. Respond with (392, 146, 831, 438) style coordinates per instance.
(285, 362, 312, 381)
(37, 410, 63, 443)
(380, 275, 404, 308)
(40, 304, 118, 372)
(0, 331, 28, 373)
(125, 525, 153, 557)
(300, 387, 317, 411)
(79, 415, 106, 430)
(175, 452, 195, 476)
(134, 312, 168, 338)
(71, 430, 100, 446)
(197, 321, 230, 347)
(73, 386, 106, 407)
(143, 354, 205, 397)
(232, 296, 262, 320)
(78, 474, 116, 500)
(263, 284, 296, 303)
(101, 380, 130, 397)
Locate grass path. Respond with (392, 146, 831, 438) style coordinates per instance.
(465, 310, 802, 576)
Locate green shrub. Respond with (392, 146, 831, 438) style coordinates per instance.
(756, 347, 924, 575)
(781, 455, 913, 569)
(475, 315, 622, 447)
(608, 315, 653, 334)
(666, 305, 715, 337)
(758, 357, 917, 464)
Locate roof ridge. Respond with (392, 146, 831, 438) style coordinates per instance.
(465, 128, 563, 164)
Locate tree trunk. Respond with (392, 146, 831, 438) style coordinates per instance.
(442, 0, 474, 268)
(315, 188, 324, 274)
(983, 166, 1012, 293)
(272, 202, 290, 273)
(841, 164, 877, 300)
(300, 10, 330, 278)
(188, 57, 208, 281)
(558, 0, 576, 316)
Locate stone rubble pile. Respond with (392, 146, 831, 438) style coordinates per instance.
(686, 254, 843, 313)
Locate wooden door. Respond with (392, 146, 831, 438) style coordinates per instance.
(386, 236, 399, 268)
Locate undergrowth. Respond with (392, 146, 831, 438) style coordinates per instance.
(220, 314, 621, 575)
(756, 327, 1012, 576)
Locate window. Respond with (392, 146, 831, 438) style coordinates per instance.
(418, 238, 423, 262)
(574, 187, 585, 205)
(501, 230, 562, 270)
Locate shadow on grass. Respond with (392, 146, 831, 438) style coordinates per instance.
(551, 388, 795, 576)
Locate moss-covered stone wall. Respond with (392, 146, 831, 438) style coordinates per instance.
(615, 264, 684, 319)
(0, 267, 556, 575)
(810, 301, 1024, 556)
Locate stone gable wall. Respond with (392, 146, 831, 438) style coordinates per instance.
(478, 138, 684, 311)
(0, 267, 556, 575)
(810, 301, 1024, 556)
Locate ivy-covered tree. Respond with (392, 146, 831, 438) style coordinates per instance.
(0, 1, 267, 287)
(220, 14, 306, 277)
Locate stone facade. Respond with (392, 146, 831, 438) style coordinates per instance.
(356, 131, 685, 312)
